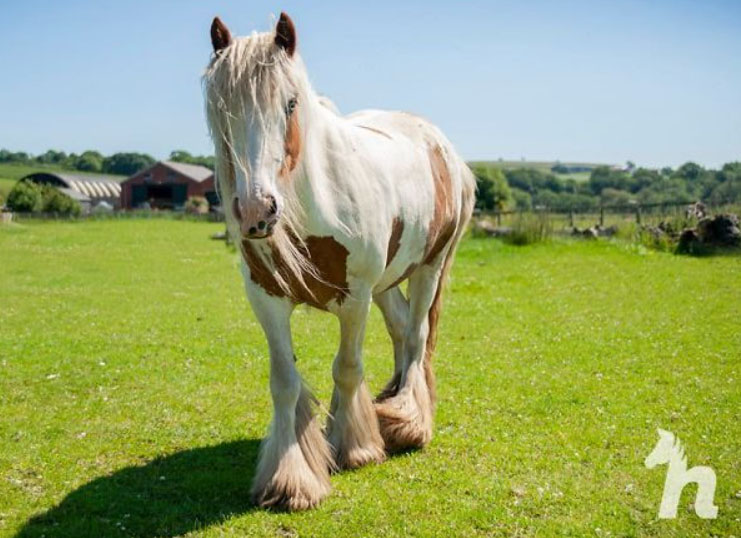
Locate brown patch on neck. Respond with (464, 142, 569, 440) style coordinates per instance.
(242, 235, 349, 310)
(386, 218, 404, 267)
(279, 112, 302, 178)
(423, 144, 457, 264)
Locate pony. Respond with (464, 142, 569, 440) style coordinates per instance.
(203, 12, 475, 511)
(645, 428, 718, 519)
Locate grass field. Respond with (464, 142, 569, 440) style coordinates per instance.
(0, 220, 739, 537)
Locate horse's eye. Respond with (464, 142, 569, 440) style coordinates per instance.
(285, 97, 297, 116)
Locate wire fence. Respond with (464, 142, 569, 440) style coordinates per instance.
(480, 200, 740, 232)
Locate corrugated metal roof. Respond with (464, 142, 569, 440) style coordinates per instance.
(20, 172, 122, 201)
(58, 187, 90, 202)
(161, 161, 214, 183)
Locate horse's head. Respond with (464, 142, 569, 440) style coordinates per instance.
(644, 428, 673, 468)
(204, 13, 306, 240)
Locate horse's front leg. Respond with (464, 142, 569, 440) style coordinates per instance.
(326, 288, 386, 469)
(245, 280, 333, 511)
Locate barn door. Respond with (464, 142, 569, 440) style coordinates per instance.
(172, 184, 188, 208)
(132, 185, 147, 208)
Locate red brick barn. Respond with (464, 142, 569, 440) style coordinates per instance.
(121, 161, 218, 210)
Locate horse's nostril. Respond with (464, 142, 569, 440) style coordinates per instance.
(267, 196, 277, 216)
(258, 221, 266, 230)
(248, 226, 257, 235)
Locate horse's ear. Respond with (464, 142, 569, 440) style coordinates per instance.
(275, 12, 297, 57)
(211, 17, 232, 54)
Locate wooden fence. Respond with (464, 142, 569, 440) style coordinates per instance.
(483, 201, 739, 230)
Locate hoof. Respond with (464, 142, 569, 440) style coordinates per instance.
(374, 383, 433, 453)
(327, 381, 386, 471)
(252, 479, 329, 512)
(334, 441, 386, 471)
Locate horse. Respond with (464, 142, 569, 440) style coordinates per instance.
(203, 12, 476, 511)
(645, 428, 718, 519)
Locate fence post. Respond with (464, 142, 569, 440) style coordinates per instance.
(636, 204, 642, 225)
(496, 211, 501, 226)
(599, 206, 604, 227)
(569, 209, 574, 228)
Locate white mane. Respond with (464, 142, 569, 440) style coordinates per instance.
(203, 32, 340, 296)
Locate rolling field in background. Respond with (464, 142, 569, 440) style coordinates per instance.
(469, 160, 606, 183)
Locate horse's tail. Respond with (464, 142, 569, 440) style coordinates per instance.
(423, 165, 476, 407)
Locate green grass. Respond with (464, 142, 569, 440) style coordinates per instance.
(0, 178, 15, 201)
(0, 220, 739, 537)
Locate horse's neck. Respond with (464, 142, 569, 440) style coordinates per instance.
(293, 101, 371, 233)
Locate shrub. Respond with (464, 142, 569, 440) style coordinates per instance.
(502, 212, 553, 246)
(473, 166, 511, 211)
(551, 164, 569, 174)
(185, 196, 209, 214)
(6, 181, 81, 215)
(7, 181, 43, 212)
(41, 186, 81, 216)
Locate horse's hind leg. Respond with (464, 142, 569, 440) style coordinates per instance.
(375, 259, 447, 452)
(326, 287, 386, 470)
(246, 284, 333, 511)
(373, 286, 409, 400)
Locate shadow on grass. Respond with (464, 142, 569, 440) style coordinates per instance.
(16, 439, 261, 538)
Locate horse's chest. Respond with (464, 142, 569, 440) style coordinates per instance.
(242, 236, 350, 310)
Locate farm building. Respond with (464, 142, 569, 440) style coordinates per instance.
(121, 161, 217, 210)
(19, 172, 122, 213)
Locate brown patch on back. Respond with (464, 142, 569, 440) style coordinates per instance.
(386, 218, 404, 267)
(279, 111, 302, 178)
(423, 144, 457, 264)
(242, 235, 349, 310)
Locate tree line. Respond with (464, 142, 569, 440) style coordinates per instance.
(2, 147, 739, 213)
(0, 149, 215, 177)
(473, 161, 741, 212)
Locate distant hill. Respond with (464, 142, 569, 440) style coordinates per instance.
(468, 160, 613, 182)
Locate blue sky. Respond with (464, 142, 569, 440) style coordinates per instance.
(0, 0, 739, 168)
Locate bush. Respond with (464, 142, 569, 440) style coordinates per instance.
(502, 212, 553, 246)
(473, 166, 511, 211)
(184, 196, 209, 214)
(511, 188, 532, 211)
(551, 164, 569, 174)
(6, 181, 81, 215)
(42, 186, 81, 216)
(7, 181, 43, 212)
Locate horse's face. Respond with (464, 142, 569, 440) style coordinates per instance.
(207, 14, 300, 240)
(644, 428, 672, 468)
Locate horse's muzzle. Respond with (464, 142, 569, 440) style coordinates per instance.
(232, 194, 280, 239)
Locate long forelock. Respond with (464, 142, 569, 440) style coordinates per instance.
(203, 32, 328, 299)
